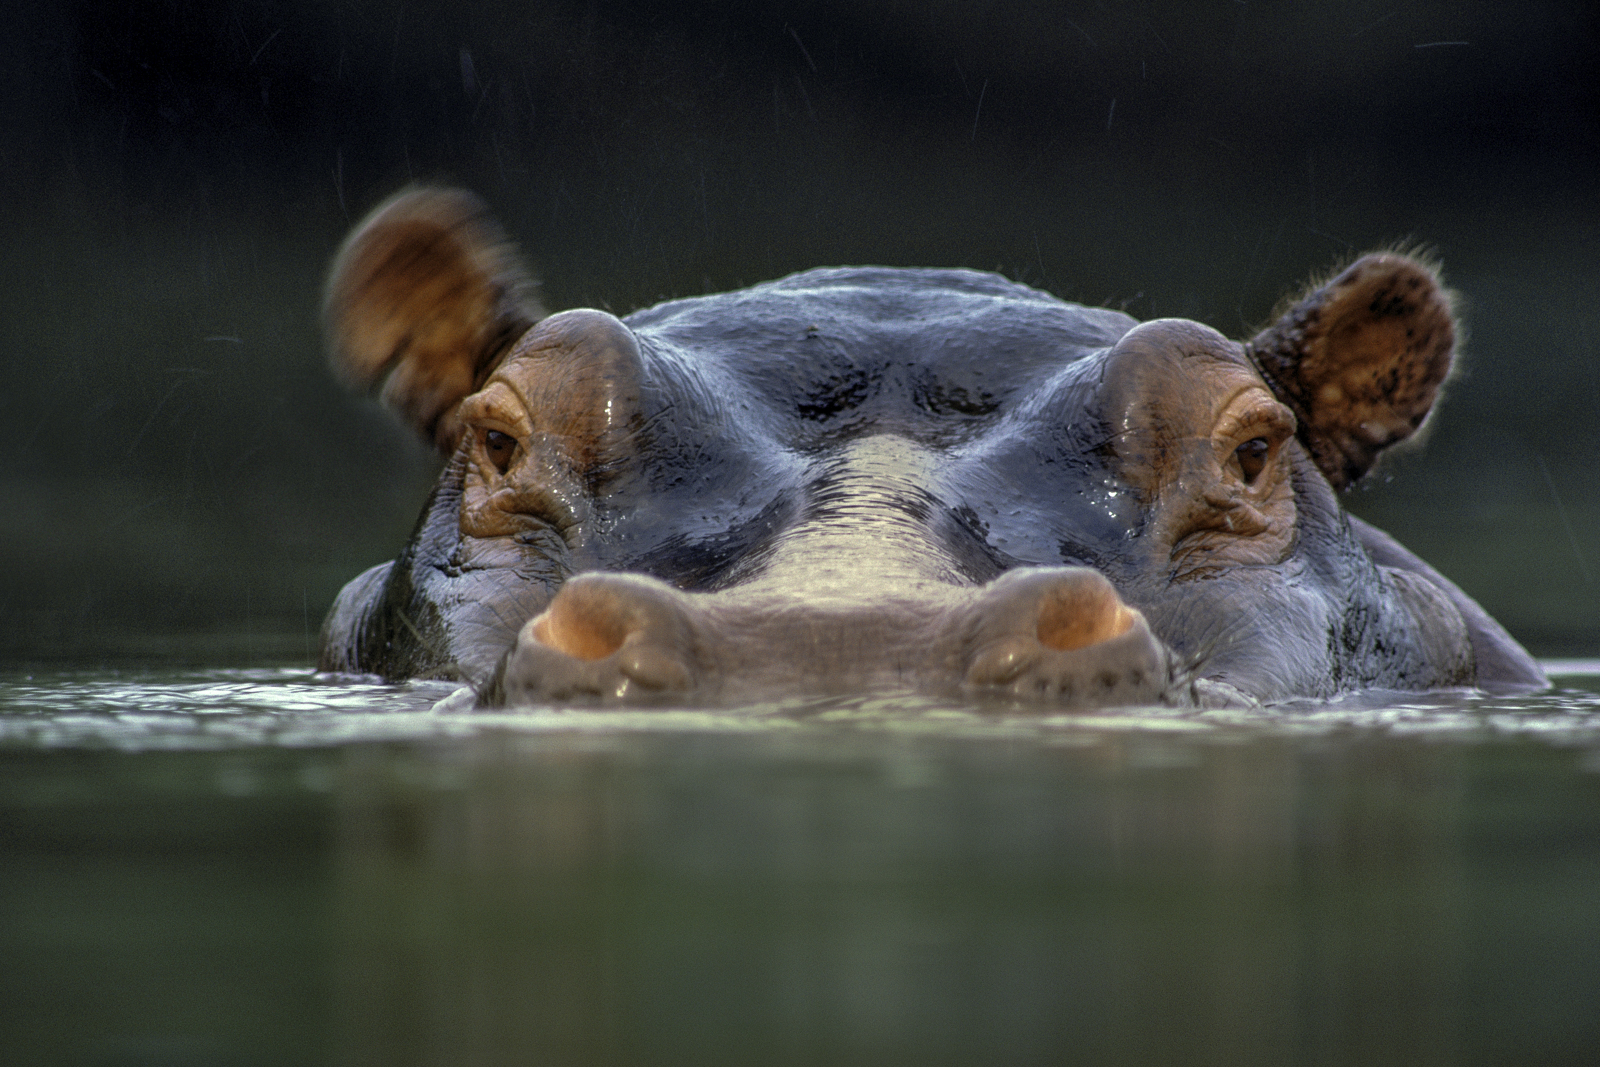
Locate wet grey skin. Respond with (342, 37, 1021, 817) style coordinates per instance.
(318, 188, 1545, 710)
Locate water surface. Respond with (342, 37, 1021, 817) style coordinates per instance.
(3, 665, 1598, 1066)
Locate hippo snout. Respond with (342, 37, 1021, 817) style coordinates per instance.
(485, 567, 1190, 709)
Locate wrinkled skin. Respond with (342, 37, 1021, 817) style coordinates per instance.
(318, 189, 1545, 708)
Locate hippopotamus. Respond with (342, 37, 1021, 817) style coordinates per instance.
(317, 188, 1545, 708)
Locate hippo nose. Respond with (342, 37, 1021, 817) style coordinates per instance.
(958, 568, 1173, 703)
(487, 566, 1180, 707)
(490, 573, 703, 703)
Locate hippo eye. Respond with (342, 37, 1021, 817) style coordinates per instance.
(1235, 437, 1270, 484)
(483, 429, 518, 474)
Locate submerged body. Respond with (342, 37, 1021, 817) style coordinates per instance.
(319, 189, 1544, 708)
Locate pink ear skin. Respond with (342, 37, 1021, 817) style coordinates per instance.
(324, 187, 545, 453)
(1246, 252, 1456, 490)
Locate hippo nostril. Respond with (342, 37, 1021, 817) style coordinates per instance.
(963, 635, 1040, 686)
(529, 579, 634, 660)
(497, 573, 701, 702)
(1034, 572, 1138, 651)
(960, 566, 1176, 708)
(615, 645, 692, 691)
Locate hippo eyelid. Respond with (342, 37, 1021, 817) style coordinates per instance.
(459, 382, 533, 434)
(1221, 398, 1294, 441)
(1213, 392, 1294, 460)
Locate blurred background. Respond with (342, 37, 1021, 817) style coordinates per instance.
(2, 0, 1596, 665)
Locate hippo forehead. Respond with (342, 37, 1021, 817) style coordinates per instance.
(623, 266, 1142, 433)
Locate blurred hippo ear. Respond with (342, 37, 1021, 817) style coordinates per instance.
(1246, 252, 1456, 490)
(324, 187, 546, 452)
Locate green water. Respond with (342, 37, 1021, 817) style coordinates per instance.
(3, 667, 1599, 1067)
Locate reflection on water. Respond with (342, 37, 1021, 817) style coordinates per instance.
(2, 666, 1599, 1066)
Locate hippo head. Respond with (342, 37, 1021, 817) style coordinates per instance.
(318, 188, 1542, 708)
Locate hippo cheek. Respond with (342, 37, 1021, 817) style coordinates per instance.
(488, 573, 705, 704)
(957, 568, 1191, 709)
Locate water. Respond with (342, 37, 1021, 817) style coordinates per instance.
(3, 665, 1599, 1066)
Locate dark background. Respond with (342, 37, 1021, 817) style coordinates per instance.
(2, 0, 1596, 665)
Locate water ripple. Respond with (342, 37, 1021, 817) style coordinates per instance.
(0, 664, 1596, 752)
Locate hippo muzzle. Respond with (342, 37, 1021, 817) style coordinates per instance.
(489, 566, 1185, 707)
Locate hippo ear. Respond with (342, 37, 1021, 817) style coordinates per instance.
(324, 187, 546, 452)
(1245, 252, 1456, 490)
